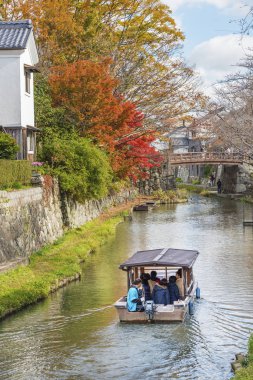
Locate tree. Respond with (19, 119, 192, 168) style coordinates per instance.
(0, 132, 19, 159)
(49, 59, 162, 178)
(0, 0, 84, 66)
(0, 0, 205, 129)
(213, 56, 253, 157)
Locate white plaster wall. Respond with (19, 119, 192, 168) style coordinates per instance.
(20, 36, 36, 128)
(0, 52, 21, 127)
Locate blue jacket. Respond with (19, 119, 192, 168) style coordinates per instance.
(152, 284, 170, 305)
(168, 282, 180, 304)
(127, 286, 139, 312)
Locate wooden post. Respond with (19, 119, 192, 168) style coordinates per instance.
(127, 269, 131, 290)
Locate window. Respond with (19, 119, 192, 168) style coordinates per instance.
(27, 130, 34, 152)
(25, 70, 31, 94)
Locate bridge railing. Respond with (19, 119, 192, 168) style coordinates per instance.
(167, 152, 246, 164)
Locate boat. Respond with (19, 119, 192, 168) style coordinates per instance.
(114, 247, 199, 323)
(133, 204, 149, 211)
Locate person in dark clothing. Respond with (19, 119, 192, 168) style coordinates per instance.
(152, 278, 170, 305)
(140, 273, 151, 301)
(217, 179, 222, 194)
(148, 270, 160, 292)
(150, 270, 160, 282)
(168, 276, 180, 304)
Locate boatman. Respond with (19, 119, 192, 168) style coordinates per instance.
(127, 278, 144, 312)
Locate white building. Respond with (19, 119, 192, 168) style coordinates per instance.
(0, 20, 39, 160)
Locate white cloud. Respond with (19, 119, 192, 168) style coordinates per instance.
(166, 0, 251, 15)
(188, 34, 253, 96)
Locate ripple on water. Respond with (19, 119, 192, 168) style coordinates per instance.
(0, 197, 253, 380)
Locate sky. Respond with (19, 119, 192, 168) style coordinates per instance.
(163, 0, 253, 97)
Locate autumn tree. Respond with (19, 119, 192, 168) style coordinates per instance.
(49, 59, 162, 178)
(0, 0, 205, 129)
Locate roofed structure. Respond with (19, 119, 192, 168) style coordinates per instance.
(119, 248, 199, 269)
(0, 20, 33, 50)
(0, 19, 39, 160)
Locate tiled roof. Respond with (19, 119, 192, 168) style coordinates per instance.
(0, 20, 32, 49)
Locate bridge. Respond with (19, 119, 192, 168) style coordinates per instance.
(167, 152, 247, 166)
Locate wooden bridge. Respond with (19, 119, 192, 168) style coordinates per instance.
(167, 152, 247, 166)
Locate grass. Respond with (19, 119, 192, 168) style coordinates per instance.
(0, 214, 123, 319)
(152, 189, 188, 203)
(232, 335, 253, 380)
(240, 196, 253, 204)
(200, 189, 211, 197)
(177, 183, 204, 194)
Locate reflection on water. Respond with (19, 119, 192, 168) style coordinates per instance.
(0, 195, 253, 380)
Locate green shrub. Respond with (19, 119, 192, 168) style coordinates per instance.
(191, 179, 201, 185)
(41, 134, 113, 202)
(153, 189, 188, 202)
(176, 177, 183, 183)
(0, 132, 19, 159)
(0, 160, 32, 189)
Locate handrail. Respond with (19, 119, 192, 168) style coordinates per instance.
(167, 152, 249, 165)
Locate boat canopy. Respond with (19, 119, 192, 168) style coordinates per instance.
(119, 248, 199, 270)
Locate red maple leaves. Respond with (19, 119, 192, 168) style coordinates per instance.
(49, 59, 162, 179)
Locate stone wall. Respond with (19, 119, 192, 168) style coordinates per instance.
(137, 168, 175, 195)
(220, 164, 253, 194)
(0, 177, 135, 264)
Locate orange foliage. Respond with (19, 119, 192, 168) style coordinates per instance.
(49, 59, 162, 178)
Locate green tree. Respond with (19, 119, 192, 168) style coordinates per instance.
(0, 132, 19, 159)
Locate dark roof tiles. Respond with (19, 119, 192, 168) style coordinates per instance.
(119, 248, 199, 269)
(0, 20, 32, 49)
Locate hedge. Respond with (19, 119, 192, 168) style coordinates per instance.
(0, 160, 32, 189)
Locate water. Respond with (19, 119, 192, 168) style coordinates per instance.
(0, 195, 253, 380)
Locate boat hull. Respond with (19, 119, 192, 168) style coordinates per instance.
(114, 298, 191, 323)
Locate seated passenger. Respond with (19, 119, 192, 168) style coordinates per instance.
(140, 273, 151, 301)
(127, 279, 144, 312)
(148, 270, 160, 292)
(152, 278, 170, 306)
(168, 276, 180, 304)
(176, 269, 184, 298)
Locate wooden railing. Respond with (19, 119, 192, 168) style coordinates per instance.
(167, 152, 247, 165)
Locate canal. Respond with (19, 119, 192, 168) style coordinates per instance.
(0, 195, 253, 380)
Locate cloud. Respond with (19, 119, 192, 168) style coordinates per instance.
(166, 0, 250, 15)
(188, 34, 253, 96)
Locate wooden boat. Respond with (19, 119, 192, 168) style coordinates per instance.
(114, 248, 199, 323)
(133, 204, 149, 211)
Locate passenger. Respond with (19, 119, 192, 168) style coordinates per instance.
(140, 273, 152, 301)
(148, 270, 160, 292)
(168, 276, 180, 304)
(127, 279, 144, 312)
(152, 278, 170, 306)
(217, 179, 222, 194)
(176, 269, 184, 299)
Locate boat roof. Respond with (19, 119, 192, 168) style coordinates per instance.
(119, 248, 199, 269)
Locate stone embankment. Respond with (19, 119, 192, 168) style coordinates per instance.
(0, 176, 135, 266)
